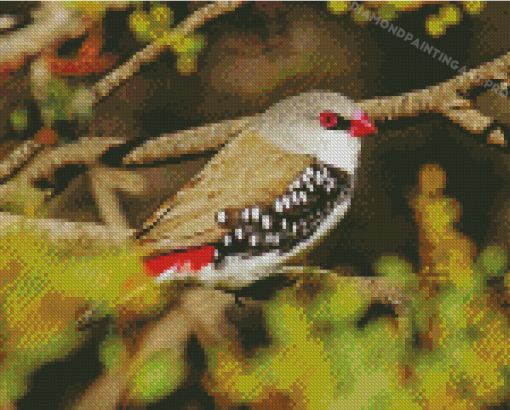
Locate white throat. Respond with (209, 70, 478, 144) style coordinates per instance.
(252, 90, 362, 175)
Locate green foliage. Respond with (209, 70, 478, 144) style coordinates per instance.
(328, 1, 484, 37)
(0, 175, 50, 218)
(176, 51, 199, 74)
(426, 5, 462, 38)
(99, 332, 130, 375)
(39, 79, 75, 125)
(71, 87, 96, 122)
(10, 109, 28, 131)
(129, 4, 205, 74)
(462, 1, 487, 15)
(64, 2, 108, 21)
(376, 3, 398, 21)
(38, 80, 97, 126)
(306, 278, 371, 326)
(374, 255, 418, 294)
(475, 245, 507, 281)
(126, 347, 186, 404)
(0, 361, 32, 405)
(327, 1, 351, 15)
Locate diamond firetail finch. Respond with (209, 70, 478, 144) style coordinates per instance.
(128, 90, 376, 287)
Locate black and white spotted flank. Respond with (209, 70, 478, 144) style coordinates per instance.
(213, 162, 350, 266)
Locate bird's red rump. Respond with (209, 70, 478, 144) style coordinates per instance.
(144, 245, 216, 277)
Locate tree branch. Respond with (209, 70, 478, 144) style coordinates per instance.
(92, 1, 243, 102)
(358, 51, 510, 132)
(0, 211, 134, 246)
(0, 141, 42, 181)
(0, 2, 130, 72)
(88, 164, 148, 229)
(74, 288, 235, 409)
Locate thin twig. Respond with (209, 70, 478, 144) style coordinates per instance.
(93, 42, 161, 101)
(88, 165, 147, 228)
(0, 2, 133, 69)
(93, 1, 243, 103)
(488, 128, 506, 146)
(179, 288, 236, 349)
(0, 141, 42, 180)
(0, 3, 86, 70)
(177, 1, 243, 36)
(22, 136, 127, 183)
(73, 373, 125, 410)
(0, 211, 134, 245)
(89, 166, 129, 229)
(359, 51, 510, 133)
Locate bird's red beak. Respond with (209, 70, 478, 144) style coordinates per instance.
(350, 110, 376, 137)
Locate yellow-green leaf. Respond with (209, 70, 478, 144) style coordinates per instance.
(126, 348, 186, 404)
(150, 4, 174, 26)
(327, 1, 351, 15)
(10, 109, 28, 131)
(176, 52, 199, 74)
(130, 11, 152, 43)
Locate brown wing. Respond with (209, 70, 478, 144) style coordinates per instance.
(123, 117, 254, 165)
(138, 129, 313, 249)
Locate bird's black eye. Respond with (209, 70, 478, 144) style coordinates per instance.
(331, 117, 351, 130)
(319, 112, 350, 130)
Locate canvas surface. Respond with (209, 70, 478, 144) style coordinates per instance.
(0, 2, 509, 409)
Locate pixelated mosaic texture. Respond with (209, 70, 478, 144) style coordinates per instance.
(0, 2, 510, 409)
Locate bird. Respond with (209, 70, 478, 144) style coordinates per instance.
(124, 90, 376, 288)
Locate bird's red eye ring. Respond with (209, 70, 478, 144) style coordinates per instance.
(319, 112, 338, 129)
